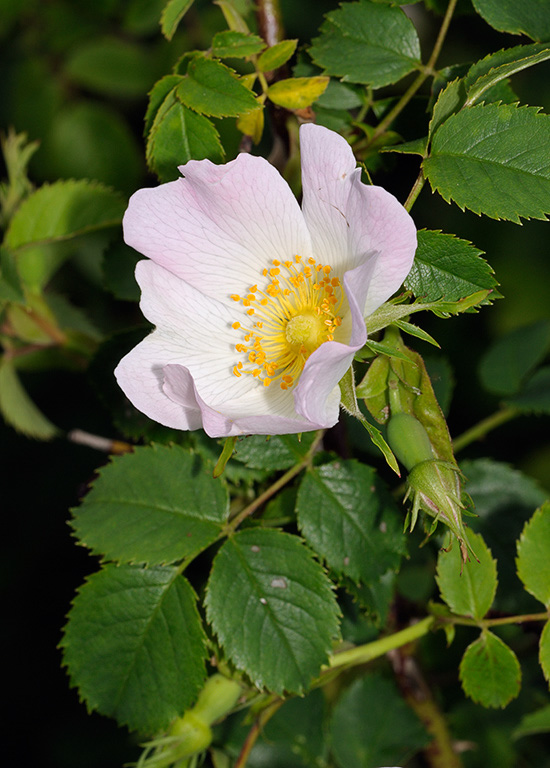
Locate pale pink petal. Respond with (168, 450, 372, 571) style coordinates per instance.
(300, 123, 417, 317)
(122, 153, 313, 308)
(114, 335, 203, 430)
(294, 258, 372, 424)
(164, 364, 328, 437)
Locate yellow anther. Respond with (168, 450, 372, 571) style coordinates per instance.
(230, 294, 241, 302)
(233, 366, 242, 377)
(272, 259, 281, 266)
(269, 268, 280, 277)
(232, 321, 241, 329)
(247, 308, 255, 315)
(263, 377, 271, 387)
(323, 265, 331, 274)
(308, 257, 316, 265)
(249, 284, 258, 292)
(247, 293, 256, 301)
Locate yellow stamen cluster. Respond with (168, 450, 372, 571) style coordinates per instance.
(231, 255, 343, 389)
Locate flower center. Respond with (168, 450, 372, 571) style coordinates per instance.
(230, 255, 343, 390)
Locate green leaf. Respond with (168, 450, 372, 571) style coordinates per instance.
(61, 564, 207, 735)
(460, 630, 521, 708)
(460, 458, 547, 519)
(471, 0, 550, 42)
(429, 78, 467, 137)
(464, 43, 550, 107)
(4, 180, 125, 253)
(0, 357, 58, 439)
(436, 529, 497, 620)
(424, 103, 550, 222)
(267, 77, 329, 110)
(205, 528, 340, 694)
(507, 366, 550, 413)
(478, 320, 550, 396)
(64, 36, 155, 98)
(38, 101, 143, 195)
(540, 620, 550, 686)
(513, 703, 550, 739)
(516, 501, 550, 607)
(257, 39, 298, 72)
(215, 0, 250, 34)
(330, 673, 428, 768)
(146, 93, 223, 182)
(177, 57, 258, 117)
(405, 229, 497, 303)
(233, 432, 318, 471)
(0, 247, 24, 303)
(309, 0, 421, 88)
(144, 75, 183, 138)
(296, 460, 405, 583)
(71, 445, 229, 566)
(314, 79, 363, 110)
(211, 30, 265, 58)
(161, 0, 195, 40)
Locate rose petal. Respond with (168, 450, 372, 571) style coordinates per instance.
(294, 257, 371, 424)
(123, 153, 313, 307)
(114, 334, 204, 430)
(300, 123, 417, 316)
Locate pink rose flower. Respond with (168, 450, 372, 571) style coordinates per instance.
(115, 124, 417, 437)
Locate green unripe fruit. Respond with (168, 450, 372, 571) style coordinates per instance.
(192, 674, 242, 725)
(169, 711, 213, 758)
(386, 411, 434, 472)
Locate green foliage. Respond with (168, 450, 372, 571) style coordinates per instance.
(71, 445, 229, 565)
(436, 529, 498, 620)
(464, 43, 550, 106)
(513, 703, 550, 739)
(296, 460, 406, 583)
(61, 564, 207, 735)
(405, 229, 497, 302)
(330, 674, 428, 767)
(64, 36, 156, 98)
(0, 357, 58, 438)
(508, 367, 550, 413)
(205, 528, 340, 693)
(257, 39, 298, 71)
(160, 0, 195, 40)
(177, 57, 258, 117)
(516, 501, 550, 606)
(541, 621, 550, 684)
(478, 320, 550, 396)
(472, 0, 550, 41)
(4, 179, 124, 250)
(424, 103, 550, 222)
(146, 91, 224, 181)
(211, 30, 266, 58)
(267, 77, 329, 109)
(459, 630, 521, 708)
(309, 0, 421, 87)
(233, 432, 318, 470)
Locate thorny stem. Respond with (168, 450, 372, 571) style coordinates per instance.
(234, 699, 284, 768)
(365, 0, 459, 148)
(223, 430, 324, 535)
(452, 406, 520, 454)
